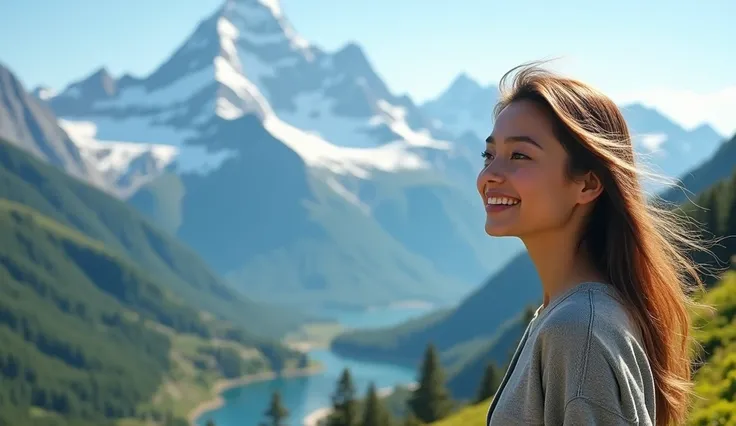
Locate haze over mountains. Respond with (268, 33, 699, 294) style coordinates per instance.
(4, 0, 725, 312)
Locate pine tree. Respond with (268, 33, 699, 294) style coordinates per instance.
(407, 343, 452, 423)
(475, 362, 501, 403)
(361, 382, 393, 426)
(260, 390, 289, 426)
(326, 368, 359, 426)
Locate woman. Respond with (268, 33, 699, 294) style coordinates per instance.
(479, 63, 705, 426)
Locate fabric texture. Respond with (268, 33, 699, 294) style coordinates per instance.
(486, 282, 656, 425)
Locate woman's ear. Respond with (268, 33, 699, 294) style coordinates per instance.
(577, 171, 604, 205)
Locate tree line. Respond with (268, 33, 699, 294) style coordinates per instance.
(203, 343, 502, 426)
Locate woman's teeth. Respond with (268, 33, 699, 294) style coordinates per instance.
(487, 197, 520, 206)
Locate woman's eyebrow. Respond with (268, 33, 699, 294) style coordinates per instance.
(485, 135, 543, 150)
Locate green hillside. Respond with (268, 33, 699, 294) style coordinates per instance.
(0, 137, 307, 337)
(688, 271, 736, 424)
(430, 398, 490, 426)
(0, 199, 306, 426)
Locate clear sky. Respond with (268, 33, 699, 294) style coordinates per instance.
(1, 0, 734, 134)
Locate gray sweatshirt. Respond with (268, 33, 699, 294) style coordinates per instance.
(486, 282, 656, 425)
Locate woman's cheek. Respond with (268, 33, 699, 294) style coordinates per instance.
(510, 166, 541, 196)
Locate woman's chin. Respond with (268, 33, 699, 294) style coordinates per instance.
(484, 222, 518, 237)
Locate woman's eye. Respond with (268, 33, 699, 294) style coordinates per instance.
(510, 152, 530, 160)
(481, 151, 494, 161)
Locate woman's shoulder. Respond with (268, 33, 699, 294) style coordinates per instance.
(534, 282, 642, 351)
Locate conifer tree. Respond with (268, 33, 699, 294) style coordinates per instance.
(326, 368, 359, 426)
(361, 382, 393, 426)
(260, 390, 289, 426)
(475, 362, 501, 403)
(407, 343, 452, 423)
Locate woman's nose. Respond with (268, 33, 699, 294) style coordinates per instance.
(479, 161, 506, 184)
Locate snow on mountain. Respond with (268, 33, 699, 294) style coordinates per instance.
(49, 0, 457, 186)
(58, 119, 179, 197)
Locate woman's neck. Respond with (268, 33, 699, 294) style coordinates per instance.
(523, 229, 605, 307)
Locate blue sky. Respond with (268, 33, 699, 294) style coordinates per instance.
(1, 0, 734, 134)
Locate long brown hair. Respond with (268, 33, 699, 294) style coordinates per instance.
(493, 62, 708, 425)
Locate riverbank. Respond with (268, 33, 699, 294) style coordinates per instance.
(303, 382, 418, 426)
(187, 365, 323, 426)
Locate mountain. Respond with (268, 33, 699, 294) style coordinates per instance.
(334, 129, 736, 400)
(0, 198, 305, 426)
(0, 63, 105, 189)
(661, 132, 736, 205)
(45, 0, 523, 309)
(620, 104, 724, 183)
(0, 136, 308, 338)
(58, 119, 180, 198)
(420, 73, 499, 141)
(420, 74, 724, 190)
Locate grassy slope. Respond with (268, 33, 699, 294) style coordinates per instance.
(0, 137, 307, 337)
(688, 271, 736, 425)
(0, 199, 305, 426)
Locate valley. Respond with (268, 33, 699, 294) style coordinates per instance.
(0, 0, 733, 425)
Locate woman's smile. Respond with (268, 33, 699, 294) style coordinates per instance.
(485, 195, 521, 213)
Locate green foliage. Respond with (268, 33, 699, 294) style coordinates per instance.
(361, 382, 393, 426)
(0, 199, 300, 425)
(407, 344, 452, 423)
(326, 368, 360, 426)
(0, 137, 307, 338)
(426, 399, 489, 426)
(260, 391, 289, 426)
(687, 272, 736, 425)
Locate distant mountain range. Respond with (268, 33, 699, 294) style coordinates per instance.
(4, 0, 726, 312)
(419, 73, 724, 190)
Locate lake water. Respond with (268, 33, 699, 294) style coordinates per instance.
(195, 304, 433, 426)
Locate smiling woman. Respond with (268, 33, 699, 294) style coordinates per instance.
(476, 62, 712, 426)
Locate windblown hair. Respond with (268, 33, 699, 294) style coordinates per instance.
(494, 62, 709, 425)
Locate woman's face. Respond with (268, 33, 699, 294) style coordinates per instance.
(476, 100, 589, 239)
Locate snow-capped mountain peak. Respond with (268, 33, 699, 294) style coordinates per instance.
(48, 0, 460, 192)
